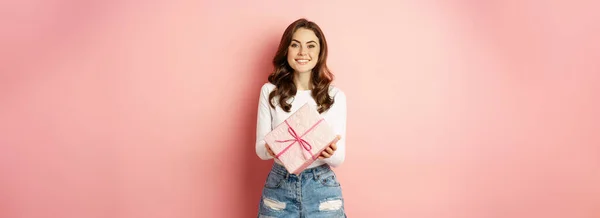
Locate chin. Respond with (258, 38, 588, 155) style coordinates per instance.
(293, 66, 315, 74)
(294, 69, 313, 74)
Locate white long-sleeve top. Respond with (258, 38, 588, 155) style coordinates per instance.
(255, 82, 347, 168)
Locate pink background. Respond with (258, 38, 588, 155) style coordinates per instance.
(1, 0, 599, 217)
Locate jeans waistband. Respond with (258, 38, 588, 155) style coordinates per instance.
(271, 162, 332, 178)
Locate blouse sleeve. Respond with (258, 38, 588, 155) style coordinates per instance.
(255, 83, 274, 160)
(322, 89, 347, 167)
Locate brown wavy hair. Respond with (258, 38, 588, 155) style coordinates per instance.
(268, 18, 335, 114)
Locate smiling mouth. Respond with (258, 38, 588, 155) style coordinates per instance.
(295, 59, 310, 65)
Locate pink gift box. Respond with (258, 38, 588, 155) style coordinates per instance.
(264, 103, 339, 175)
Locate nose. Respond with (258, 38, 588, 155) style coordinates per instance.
(298, 46, 307, 55)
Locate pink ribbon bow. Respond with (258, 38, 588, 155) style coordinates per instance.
(275, 119, 324, 160)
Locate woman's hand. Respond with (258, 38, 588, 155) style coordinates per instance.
(319, 135, 341, 159)
(265, 143, 276, 158)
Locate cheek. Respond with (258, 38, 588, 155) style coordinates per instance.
(311, 50, 320, 61)
(287, 48, 297, 57)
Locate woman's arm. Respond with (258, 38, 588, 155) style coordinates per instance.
(255, 83, 274, 160)
(322, 90, 347, 167)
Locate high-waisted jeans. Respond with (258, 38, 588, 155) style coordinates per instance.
(257, 163, 347, 218)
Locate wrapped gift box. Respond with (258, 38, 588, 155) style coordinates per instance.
(264, 103, 339, 175)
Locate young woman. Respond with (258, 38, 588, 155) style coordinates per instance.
(254, 18, 347, 218)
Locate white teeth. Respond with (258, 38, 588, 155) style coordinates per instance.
(297, 60, 309, 63)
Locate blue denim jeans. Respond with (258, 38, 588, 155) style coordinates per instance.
(257, 163, 347, 218)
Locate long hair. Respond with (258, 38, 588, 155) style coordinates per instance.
(268, 18, 335, 114)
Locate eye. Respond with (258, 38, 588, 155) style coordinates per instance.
(308, 44, 316, 48)
(290, 43, 298, 48)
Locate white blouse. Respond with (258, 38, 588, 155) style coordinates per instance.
(254, 82, 347, 169)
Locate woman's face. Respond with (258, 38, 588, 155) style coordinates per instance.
(287, 28, 320, 74)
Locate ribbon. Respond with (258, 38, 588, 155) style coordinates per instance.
(275, 118, 324, 160)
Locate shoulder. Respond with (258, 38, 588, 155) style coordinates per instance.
(260, 82, 276, 94)
(261, 82, 276, 91)
(328, 85, 346, 100)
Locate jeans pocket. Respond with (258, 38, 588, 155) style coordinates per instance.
(317, 171, 341, 187)
(264, 171, 285, 189)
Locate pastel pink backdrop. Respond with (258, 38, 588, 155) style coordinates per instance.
(1, 0, 599, 217)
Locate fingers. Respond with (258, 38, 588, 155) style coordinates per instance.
(319, 151, 331, 159)
(265, 143, 276, 157)
(268, 148, 275, 157)
(329, 135, 340, 152)
(325, 146, 333, 154)
(330, 142, 337, 151)
(319, 143, 337, 159)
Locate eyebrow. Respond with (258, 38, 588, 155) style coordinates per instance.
(292, 39, 318, 44)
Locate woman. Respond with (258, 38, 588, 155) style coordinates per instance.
(255, 18, 347, 218)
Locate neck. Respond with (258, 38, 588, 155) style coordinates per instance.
(294, 71, 312, 90)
